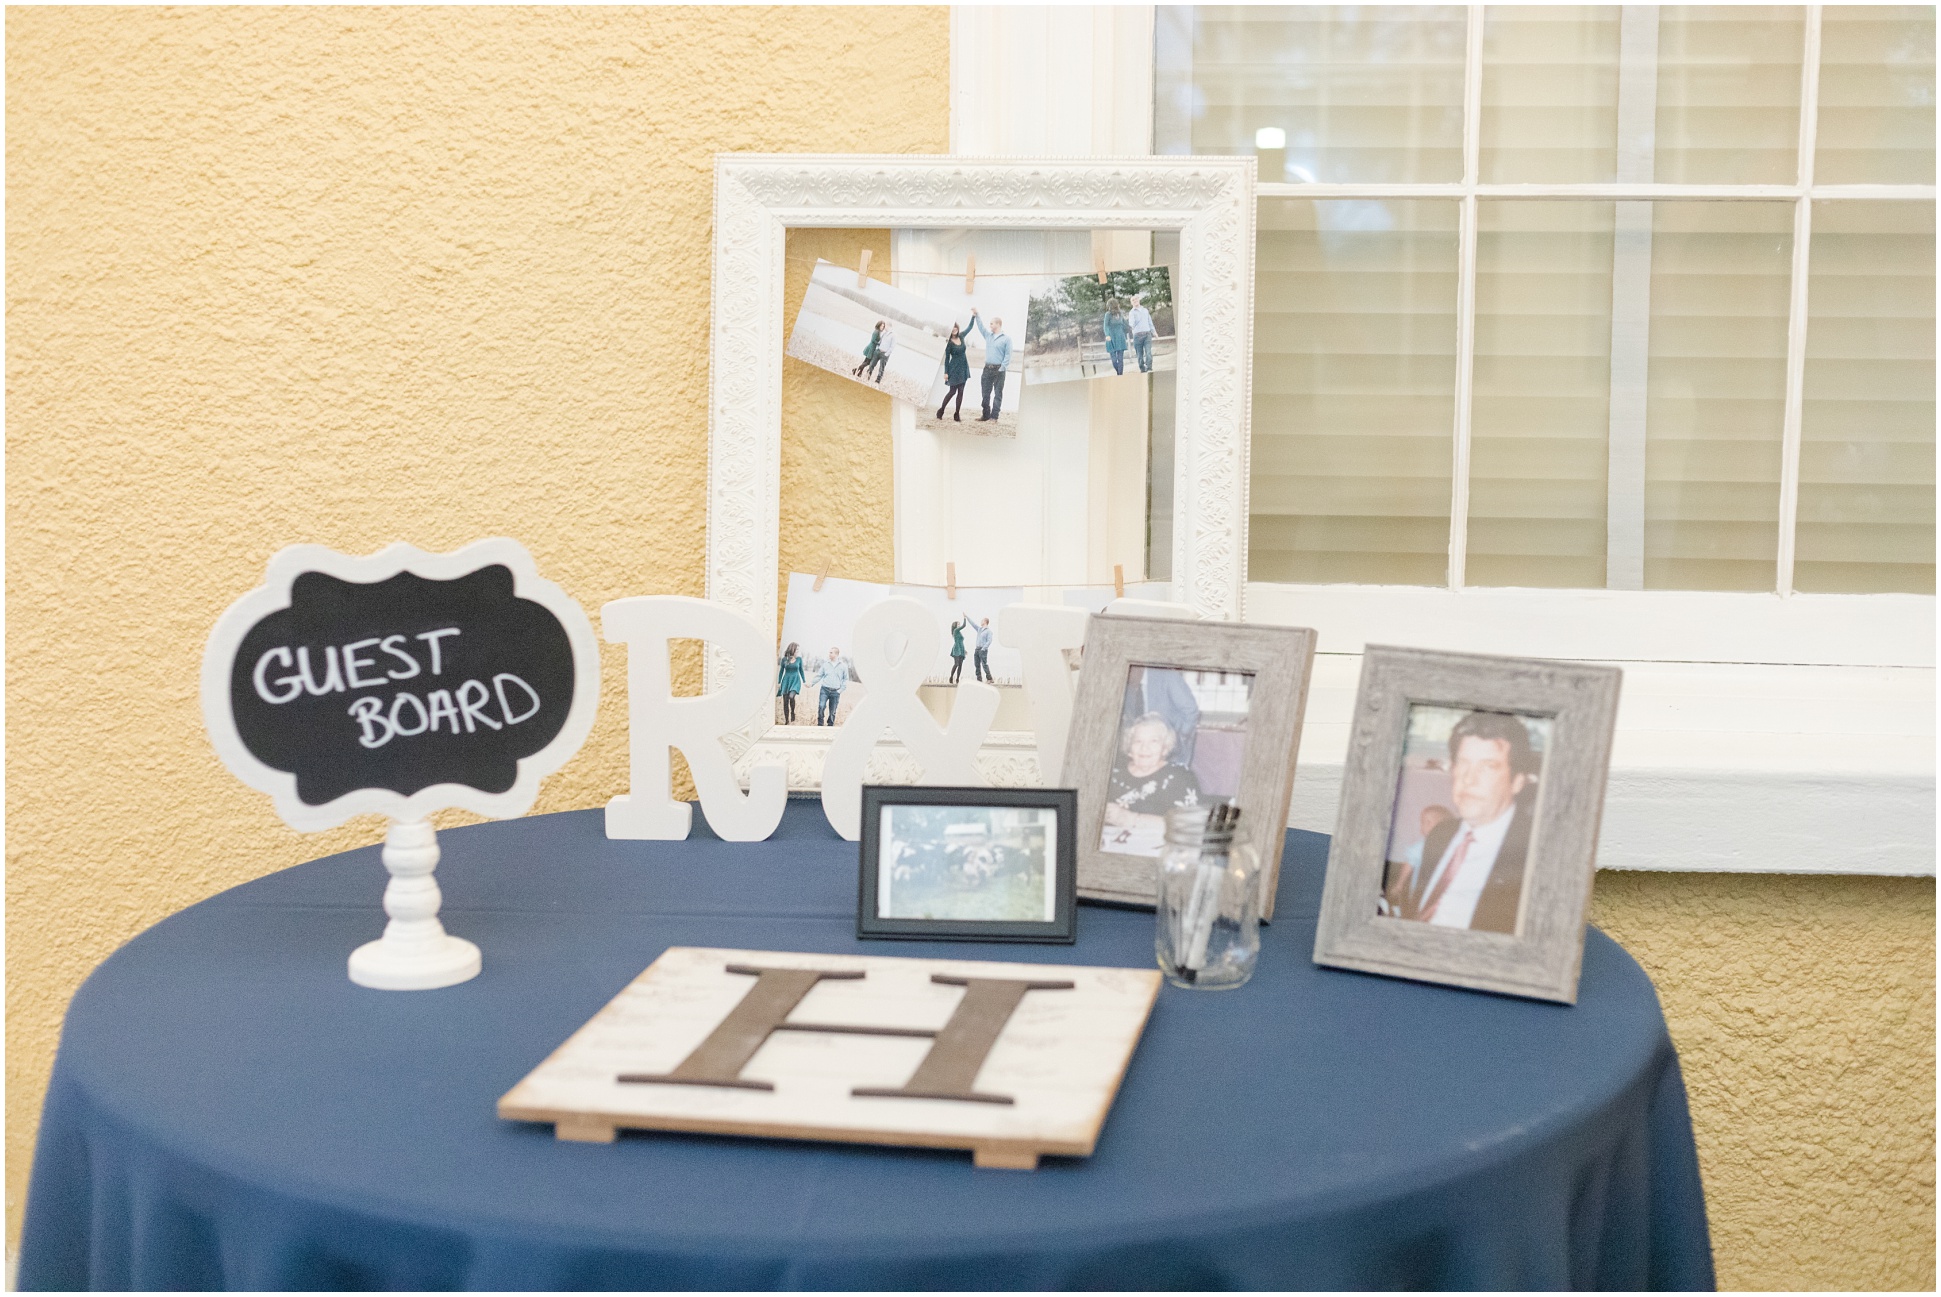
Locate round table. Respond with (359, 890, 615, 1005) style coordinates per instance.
(20, 802, 1713, 1290)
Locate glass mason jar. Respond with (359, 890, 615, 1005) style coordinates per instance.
(1155, 802, 1262, 990)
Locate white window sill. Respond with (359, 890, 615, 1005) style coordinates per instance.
(1251, 584, 1936, 876)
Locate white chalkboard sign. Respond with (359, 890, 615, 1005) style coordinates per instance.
(202, 538, 599, 988)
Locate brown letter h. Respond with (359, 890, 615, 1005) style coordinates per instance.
(619, 964, 1073, 1105)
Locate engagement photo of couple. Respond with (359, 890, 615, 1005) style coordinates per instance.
(774, 642, 859, 727)
(914, 271, 1039, 439)
(933, 311, 1014, 427)
(1025, 266, 1177, 384)
(850, 322, 896, 385)
(1099, 295, 1158, 376)
(772, 573, 1027, 730)
(786, 259, 959, 407)
(946, 613, 996, 685)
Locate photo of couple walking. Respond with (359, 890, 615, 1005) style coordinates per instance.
(1024, 265, 1176, 383)
(774, 642, 857, 727)
(850, 322, 895, 385)
(1099, 295, 1158, 375)
(773, 573, 1028, 729)
(786, 258, 960, 407)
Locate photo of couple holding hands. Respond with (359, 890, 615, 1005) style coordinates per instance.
(933, 311, 1013, 425)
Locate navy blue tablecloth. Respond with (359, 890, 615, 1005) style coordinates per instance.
(20, 801, 1713, 1290)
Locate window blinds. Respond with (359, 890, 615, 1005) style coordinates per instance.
(1796, 201, 1936, 594)
(1816, 6, 1937, 185)
(1481, 7, 1622, 184)
(1155, 6, 1468, 182)
(1251, 199, 1457, 585)
(1156, 6, 1934, 596)
(1645, 204, 1791, 592)
(1654, 8, 1804, 185)
(1469, 202, 1614, 588)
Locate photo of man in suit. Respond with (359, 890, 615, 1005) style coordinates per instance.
(1383, 710, 1540, 935)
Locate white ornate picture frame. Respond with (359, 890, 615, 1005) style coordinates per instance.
(707, 155, 1256, 789)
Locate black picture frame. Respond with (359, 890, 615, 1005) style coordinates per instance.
(858, 785, 1079, 943)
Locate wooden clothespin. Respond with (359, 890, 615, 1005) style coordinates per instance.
(946, 562, 957, 600)
(1113, 564, 1125, 598)
(1095, 251, 1109, 285)
(814, 559, 831, 592)
(965, 255, 976, 294)
(856, 249, 873, 287)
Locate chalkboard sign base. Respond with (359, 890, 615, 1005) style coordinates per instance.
(345, 820, 483, 991)
(349, 933, 481, 991)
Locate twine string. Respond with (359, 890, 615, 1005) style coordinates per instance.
(791, 571, 1155, 591)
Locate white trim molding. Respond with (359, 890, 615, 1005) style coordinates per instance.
(1282, 653, 1933, 877)
(952, 6, 1154, 157)
(1245, 583, 1934, 668)
(1250, 585, 1934, 876)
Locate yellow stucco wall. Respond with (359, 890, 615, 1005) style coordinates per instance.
(1594, 873, 1935, 1291)
(6, 7, 1934, 1289)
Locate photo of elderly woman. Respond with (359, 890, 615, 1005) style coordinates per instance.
(1099, 666, 1255, 857)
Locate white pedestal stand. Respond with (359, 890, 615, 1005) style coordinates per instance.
(348, 820, 482, 990)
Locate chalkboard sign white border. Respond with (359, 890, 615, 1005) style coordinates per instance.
(201, 537, 602, 832)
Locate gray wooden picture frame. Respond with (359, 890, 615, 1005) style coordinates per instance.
(1061, 615, 1317, 915)
(1311, 646, 1623, 1004)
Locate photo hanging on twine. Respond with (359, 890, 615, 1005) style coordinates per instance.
(774, 574, 1025, 729)
(786, 259, 955, 406)
(1024, 266, 1175, 385)
(908, 274, 1046, 439)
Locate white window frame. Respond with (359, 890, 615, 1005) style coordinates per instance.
(1228, 5, 1934, 654)
(955, 4, 1935, 876)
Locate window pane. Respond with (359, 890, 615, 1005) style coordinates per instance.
(1645, 203, 1792, 592)
(1469, 202, 1613, 588)
(1655, 7, 1805, 185)
(1250, 199, 1458, 584)
(1795, 201, 1935, 594)
(1482, 7, 1621, 183)
(1816, 6, 1937, 185)
(1154, 6, 1467, 182)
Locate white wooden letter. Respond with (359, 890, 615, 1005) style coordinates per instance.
(997, 605, 1091, 787)
(605, 595, 787, 842)
(821, 598, 999, 840)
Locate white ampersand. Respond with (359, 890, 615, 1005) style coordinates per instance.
(820, 598, 1000, 840)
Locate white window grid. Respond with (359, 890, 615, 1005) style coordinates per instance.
(1247, 4, 1936, 595)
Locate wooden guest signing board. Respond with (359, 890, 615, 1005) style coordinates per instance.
(499, 947, 1163, 1169)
